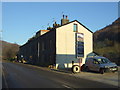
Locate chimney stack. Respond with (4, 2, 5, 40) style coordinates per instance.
(53, 21, 60, 28)
(61, 15, 69, 25)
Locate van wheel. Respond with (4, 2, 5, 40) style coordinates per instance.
(85, 66, 89, 72)
(100, 69, 104, 74)
(71, 65, 80, 73)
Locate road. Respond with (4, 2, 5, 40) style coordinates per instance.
(2, 60, 118, 89)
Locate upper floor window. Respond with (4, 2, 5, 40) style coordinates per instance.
(50, 39, 52, 49)
(42, 42, 44, 51)
(73, 24, 78, 32)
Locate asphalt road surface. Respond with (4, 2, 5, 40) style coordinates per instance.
(2, 60, 118, 89)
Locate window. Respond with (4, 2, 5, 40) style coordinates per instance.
(73, 24, 78, 32)
(96, 58, 111, 64)
(42, 42, 44, 51)
(50, 40, 52, 49)
(93, 59, 99, 64)
(37, 42, 40, 58)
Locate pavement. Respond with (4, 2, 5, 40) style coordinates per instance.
(50, 67, 119, 87)
(70, 70, 119, 87)
(2, 60, 119, 89)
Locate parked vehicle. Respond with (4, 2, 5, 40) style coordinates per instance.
(85, 56, 118, 74)
(22, 59, 27, 64)
(18, 60, 22, 63)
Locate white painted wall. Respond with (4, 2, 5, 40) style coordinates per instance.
(41, 30, 49, 35)
(56, 21, 93, 69)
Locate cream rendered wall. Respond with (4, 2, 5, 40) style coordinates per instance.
(56, 23, 76, 55)
(56, 21, 93, 69)
(41, 31, 48, 35)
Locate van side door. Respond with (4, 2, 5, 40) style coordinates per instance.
(86, 58, 93, 70)
(91, 59, 100, 71)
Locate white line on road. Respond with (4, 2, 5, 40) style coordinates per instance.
(62, 84, 71, 88)
(2, 66, 9, 89)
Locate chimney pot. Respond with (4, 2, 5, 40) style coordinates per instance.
(66, 15, 68, 19)
(63, 15, 64, 19)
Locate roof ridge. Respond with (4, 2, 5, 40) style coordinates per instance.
(55, 20, 93, 33)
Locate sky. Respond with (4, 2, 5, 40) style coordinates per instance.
(2, 2, 119, 45)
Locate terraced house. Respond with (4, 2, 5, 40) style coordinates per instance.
(18, 15, 93, 70)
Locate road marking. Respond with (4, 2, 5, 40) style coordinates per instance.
(62, 84, 71, 88)
(2, 66, 9, 89)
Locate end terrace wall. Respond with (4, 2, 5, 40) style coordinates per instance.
(56, 21, 93, 69)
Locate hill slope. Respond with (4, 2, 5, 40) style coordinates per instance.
(93, 18, 120, 65)
(0, 40, 20, 60)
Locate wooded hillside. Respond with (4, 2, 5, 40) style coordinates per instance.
(1, 40, 20, 60)
(93, 18, 120, 65)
